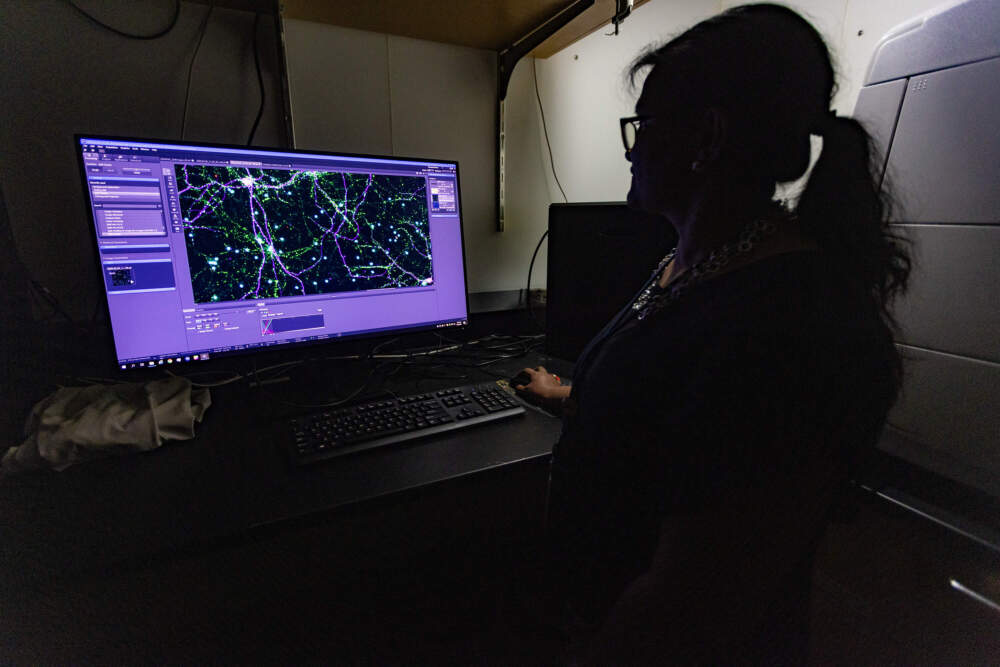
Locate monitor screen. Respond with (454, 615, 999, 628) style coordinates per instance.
(75, 136, 469, 370)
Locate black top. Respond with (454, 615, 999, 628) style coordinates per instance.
(546, 249, 898, 646)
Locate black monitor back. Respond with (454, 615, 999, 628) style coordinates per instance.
(546, 203, 677, 362)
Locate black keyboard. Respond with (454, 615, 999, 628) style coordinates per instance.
(287, 382, 526, 465)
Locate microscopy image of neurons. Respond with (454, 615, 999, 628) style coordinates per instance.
(176, 165, 433, 304)
(109, 267, 135, 287)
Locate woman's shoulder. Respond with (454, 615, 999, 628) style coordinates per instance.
(689, 249, 842, 321)
(681, 250, 893, 358)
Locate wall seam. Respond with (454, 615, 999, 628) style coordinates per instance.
(895, 342, 1000, 369)
(891, 222, 1000, 228)
(878, 77, 909, 187)
(385, 34, 394, 154)
(839, 0, 853, 89)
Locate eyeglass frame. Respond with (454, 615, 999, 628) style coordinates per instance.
(620, 115, 655, 154)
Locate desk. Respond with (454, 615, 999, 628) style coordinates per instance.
(1, 327, 569, 661)
(0, 329, 565, 599)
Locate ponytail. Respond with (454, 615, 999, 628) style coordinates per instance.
(796, 115, 911, 399)
(797, 116, 911, 327)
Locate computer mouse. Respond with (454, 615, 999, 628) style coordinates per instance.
(509, 370, 533, 390)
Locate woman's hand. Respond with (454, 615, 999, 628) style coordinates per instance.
(514, 366, 571, 405)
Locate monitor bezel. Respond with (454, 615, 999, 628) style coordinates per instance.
(74, 133, 471, 371)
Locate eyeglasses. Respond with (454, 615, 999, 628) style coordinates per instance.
(620, 115, 654, 153)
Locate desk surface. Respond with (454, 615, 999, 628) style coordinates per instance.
(0, 340, 566, 595)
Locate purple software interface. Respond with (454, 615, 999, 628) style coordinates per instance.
(75, 136, 469, 370)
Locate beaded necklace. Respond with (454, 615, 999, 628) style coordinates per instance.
(632, 218, 779, 321)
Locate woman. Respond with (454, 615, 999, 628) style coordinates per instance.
(515, 4, 910, 664)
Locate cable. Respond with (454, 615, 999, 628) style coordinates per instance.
(260, 361, 387, 410)
(165, 368, 244, 388)
(65, 0, 181, 40)
(26, 278, 78, 328)
(246, 13, 266, 145)
(369, 336, 402, 357)
(532, 58, 568, 203)
(71, 375, 123, 385)
(371, 344, 463, 361)
(193, 331, 544, 405)
(180, 2, 214, 140)
(530, 57, 565, 334)
(525, 229, 548, 332)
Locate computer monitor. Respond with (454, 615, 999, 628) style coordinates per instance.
(75, 136, 469, 370)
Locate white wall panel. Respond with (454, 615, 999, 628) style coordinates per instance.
(839, 0, 957, 113)
(284, 20, 392, 156)
(887, 346, 1000, 496)
(852, 78, 907, 173)
(893, 225, 1000, 363)
(885, 57, 1000, 224)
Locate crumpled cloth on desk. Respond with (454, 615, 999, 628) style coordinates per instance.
(2, 376, 211, 475)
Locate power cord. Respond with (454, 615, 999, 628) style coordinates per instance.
(525, 230, 548, 332)
(65, 0, 181, 40)
(236, 333, 543, 408)
(4, 210, 88, 334)
(529, 57, 568, 333)
(256, 361, 385, 410)
(532, 58, 568, 202)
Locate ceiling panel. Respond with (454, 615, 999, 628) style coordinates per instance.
(279, 0, 649, 56)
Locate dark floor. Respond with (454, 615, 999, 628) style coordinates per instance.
(808, 493, 1000, 666)
(4, 473, 999, 665)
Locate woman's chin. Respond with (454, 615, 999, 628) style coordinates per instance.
(626, 190, 657, 214)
